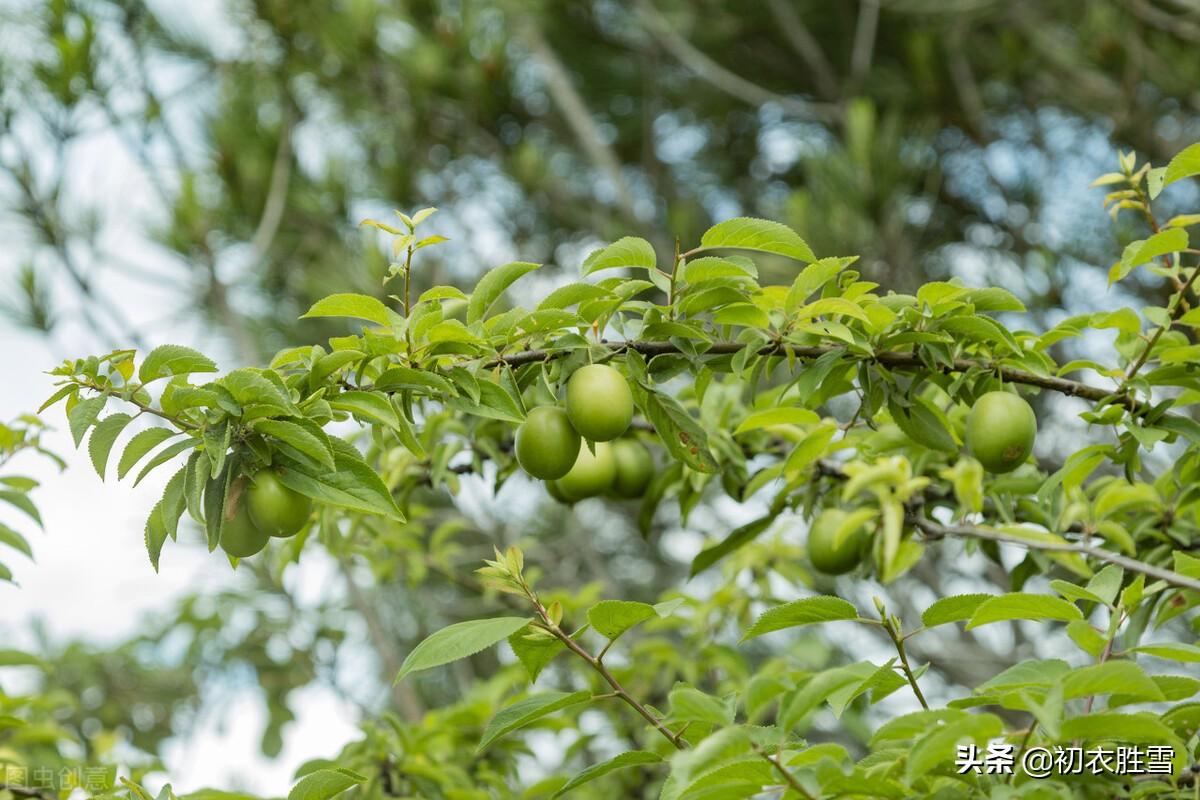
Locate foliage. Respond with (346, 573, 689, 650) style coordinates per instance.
(3, 144, 1198, 798)
(0, 416, 59, 583)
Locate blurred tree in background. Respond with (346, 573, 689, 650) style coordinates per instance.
(5, 0, 1200, 794)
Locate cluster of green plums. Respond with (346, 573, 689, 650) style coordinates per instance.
(514, 363, 654, 501)
(807, 390, 1038, 575)
(220, 470, 314, 558)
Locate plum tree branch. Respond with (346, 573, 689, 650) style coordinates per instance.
(529, 596, 686, 750)
(908, 515, 1200, 594)
(488, 340, 1154, 414)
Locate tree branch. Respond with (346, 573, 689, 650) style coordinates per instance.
(764, 0, 838, 100)
(530, 597, 686, 749)
(514, 15, 638, 224)
(909, 515, 1200, 594)
(632, 0, 839, 123)
(486, 339, 1157, 415)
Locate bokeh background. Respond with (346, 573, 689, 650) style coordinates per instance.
(3, 0, 1200, 792)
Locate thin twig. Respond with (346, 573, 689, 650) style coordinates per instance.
(531, 597, 686, 750)
(910, 516, 1200, 594)
(883, 615, 930, 710)
(485, 340, 1161, 416)
(632, 0, 838, 123)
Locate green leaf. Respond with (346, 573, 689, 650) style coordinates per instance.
(921, 594, 992, 628)
(0, 649, 47, 669)
(134, 436, 199, 486)
(888, 395, 956, 453)
(690, 516, 774, 577)
(1061, 661, 1163, 702)
(582, 237, 656, 275)
(551, 751, 662, 799)
(508, 624, 566, 683)
(907, 713, 1002, 783)
(538, 282, 614, 310)
(0, 491, 41, 528)
(742, 596, 858, 641)
(667, 684, 736, 726)
(0, 523, 32, 559)
(68, 395, 107, 447)
(88, 413, 134, 480)
(964, 593, 1083, 629)
(1113, 228, 1188, 284)
(396, 617, 531, 680)
(374, 366, 457, 396)
(477, 690, 591, 751)
(287, 768, 368, 800)
(254, 419, 336, 471)
(587, 600, 657, 641)
(329, 391, 401, 432)
(1132, 642, 1200, 662)
(781, 667, 863, 731)
(138, 345, 217, 383)
(447, 379, 525, 423)
(1059, 712, 1179, 746)
(712, 303, 769, 328)
(698, 217, 814, 262)
(301, 294, 392, 326)
(275, 442, 404, 521)
(116, 428, 179, 480)
(734, 407, 820, 435)
(1161, 142, 1200, 191)
(641, 389, 718, 473)
(144, 499, 169, 574)
(467, 261, 541, 323)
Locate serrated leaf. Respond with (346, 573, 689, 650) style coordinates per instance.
(582, 237, 656, 275)
(1112, 228, 1188, 284)
(275, 450, 404, 522)
(287, 768, 367, 800)
(88, 413, 134, 480)
(1060, 661, 1163, 702)
(117, 428, 179, 480)
(742, 596, 858, 641)
(68, 395, 107, 447)
(329, 391, 400, 432)
(642, 389, 718, 473)
(301, 294, 391, 326)
(921, 594, 992, 628)
(734, 407, 820, 435)
(587, 600, 657, 641)
(396, 617, 531, 680)
(1162, 142, 1200, 191)
(964, 593, 1083, 629)
(690, 516, 774, 577)
(134, 437, 199, 486)
(698, 217, 814, 262)
(1132, 642, 1200, 662)
(667, 684, 736, 726)
(138, 345, 217, 383)
(467, 261, 541, 323)
(254, 419, 335, 471)
(0, 523, 32, 559)
(0, 491, 41, 528)
(477, 690, 590, 751)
